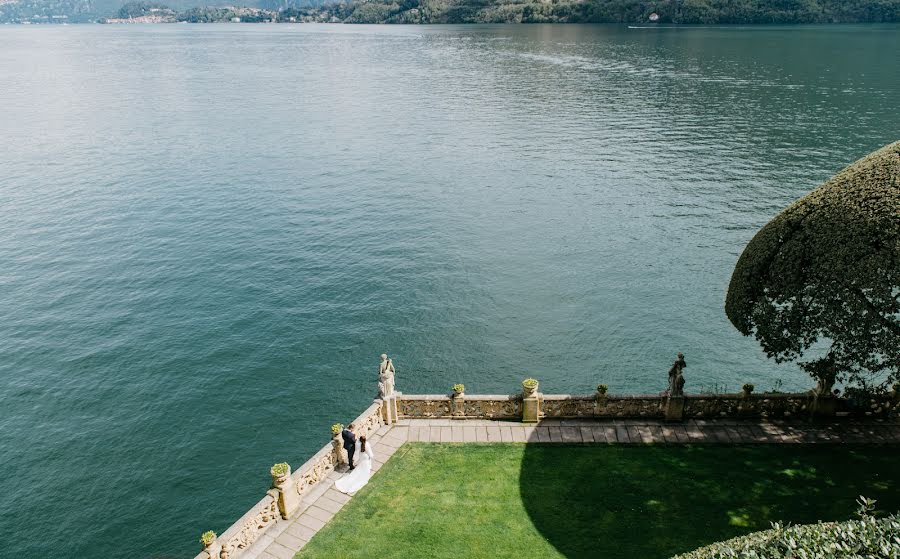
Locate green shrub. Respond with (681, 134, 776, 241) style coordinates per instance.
(673, 514, 900, 559)
(522, 378, 539, 389)
(597, 384, 609, 395)
(199, 530, 216, 546)
(742, 383, 754, 393)
(452, 383, 465, 393)
(331, 423, 343, 436)
(271, 462, 289, 476)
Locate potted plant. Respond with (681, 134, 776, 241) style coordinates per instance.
(270, 462, 290, 485)
(522, 378, 539, 397)
(596, 384, 608, 396)
(742, 383, 754, 396)
(452, 383, 465, 397)
(199, 531, 216, 550)
(331, 423, 344, 437)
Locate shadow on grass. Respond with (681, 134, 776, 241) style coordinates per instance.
(520, 427, 900, 559)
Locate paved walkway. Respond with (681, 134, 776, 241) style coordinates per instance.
(246, 417, 900, 559)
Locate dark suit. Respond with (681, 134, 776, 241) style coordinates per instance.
(341, 429, 357, 468)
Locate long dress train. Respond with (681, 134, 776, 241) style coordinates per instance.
(335, 441, 375, 494)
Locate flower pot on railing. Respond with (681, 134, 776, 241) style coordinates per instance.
(331, 424, 348, 467)
(270, 463, 291, 487)
(521, 378, 541, 422)
(522, 378, 539, 398)
(742, 384, 754, 397)
(199, 531, 216, 551)
(450, 384, 466, 418)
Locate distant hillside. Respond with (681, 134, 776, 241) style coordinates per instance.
(287, 0, 900, 24)
(2, 0, 899, 23)
(0, 0, 266, 21)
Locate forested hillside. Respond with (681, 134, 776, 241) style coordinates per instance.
(284, 0, 900, 24)
(2, 0, 899, 23)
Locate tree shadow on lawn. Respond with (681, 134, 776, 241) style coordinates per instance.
(519, 434, 900, 559)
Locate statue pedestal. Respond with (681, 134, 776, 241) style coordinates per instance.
(381, 394, 399, 425)
(522, 395, 541, 423)
(664, 396, 684, 422)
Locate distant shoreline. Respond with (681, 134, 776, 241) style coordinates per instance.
(8, 20, 900, 25)
(5, 0, 900, 26)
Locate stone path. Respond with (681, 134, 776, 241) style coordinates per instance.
(246, 417, 900, 559)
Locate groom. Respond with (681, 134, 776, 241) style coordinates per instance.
(341, 423, 357, 471)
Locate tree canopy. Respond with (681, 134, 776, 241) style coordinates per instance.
(725, 141, 900, 391)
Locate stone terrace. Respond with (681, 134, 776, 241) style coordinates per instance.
(243, 417, 900, 559)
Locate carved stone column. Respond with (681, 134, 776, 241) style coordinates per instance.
(664, 396, 684, 421)
(271, 466, 300, 519)
(332, 434, 347, 469)
(522, 379, 541, 423)
(451, 393, 465, 419)
(810, 394, 836, 419)
(204, 542, 221, 559)
(594, 385, 608, 416)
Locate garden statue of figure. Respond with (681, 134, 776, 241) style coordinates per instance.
(805, 353, 838, 397)
(673, 370, 685, 396)
(378, 353, 395, 398)
(668, 353, 686, 395)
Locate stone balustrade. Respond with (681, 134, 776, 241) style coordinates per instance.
(399, 394, 522, 420)
(397, 388, 900, 422)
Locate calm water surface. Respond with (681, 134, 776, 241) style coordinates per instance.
(1, 23, 898, 558)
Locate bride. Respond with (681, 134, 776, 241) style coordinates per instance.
(335, 436, 375, 494)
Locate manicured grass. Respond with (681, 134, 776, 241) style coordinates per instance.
(295, 444, 900, 559)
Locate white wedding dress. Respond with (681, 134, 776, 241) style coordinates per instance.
(335, 440, 375, 494)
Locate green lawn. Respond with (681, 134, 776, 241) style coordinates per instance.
(295, 444, 900, 559)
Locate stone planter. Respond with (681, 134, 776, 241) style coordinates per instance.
(522, 380, 539, 398)
(270, 464, 291, 487)
(199, 531, 218, 557)
(452, 390, 464, 398)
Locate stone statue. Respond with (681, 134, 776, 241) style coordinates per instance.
(668, 352, 686, 396)
(378, 353, 395, 398)
(673, 370, 685, 397)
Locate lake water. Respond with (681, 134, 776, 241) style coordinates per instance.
(1, 23, 898, 558)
